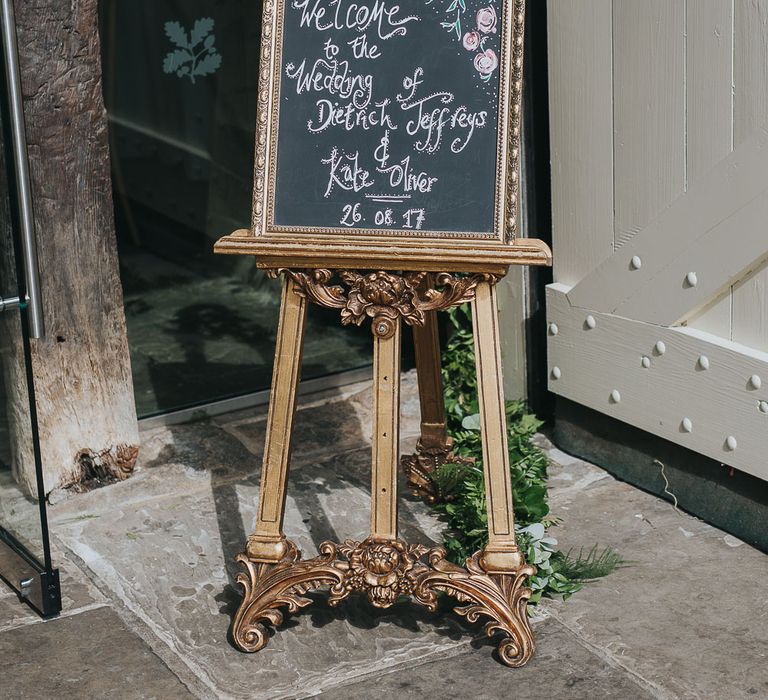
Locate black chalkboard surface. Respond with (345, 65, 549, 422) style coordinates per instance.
(263, 0, 514, 240)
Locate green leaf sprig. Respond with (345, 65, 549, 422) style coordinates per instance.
(163, 18, 221, 84)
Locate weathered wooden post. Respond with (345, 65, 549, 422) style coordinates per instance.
(3, 0, 138, 496)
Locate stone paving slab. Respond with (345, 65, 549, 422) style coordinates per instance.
(2, 377, 767, 699)
(543, 447, 768, 700)
(0, 606, 193, 699)
(317, 617, 653, 700)
(217, 371, 422, 463)
(0, 545, 107, 632)
(208, 378, 366, 428)
(46, 419, 257, 520)
(50, 451, 462, 700)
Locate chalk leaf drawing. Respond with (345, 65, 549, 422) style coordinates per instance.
(163, 18, 221, 84)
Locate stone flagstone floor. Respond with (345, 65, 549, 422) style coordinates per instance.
(1, 372, 767, 699)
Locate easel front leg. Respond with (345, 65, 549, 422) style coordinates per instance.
(371, 316, 401, 540)
(463, 279, 535, 665)
(246, 276, 307, 563)
(471, 280, 523, 572)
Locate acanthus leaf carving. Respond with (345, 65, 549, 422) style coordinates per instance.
(265, 268, 501, 336)
(232, 537, 535, 667)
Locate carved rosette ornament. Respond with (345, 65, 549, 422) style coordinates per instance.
(232, 537, 536, 667)
(332, 539, 428, 608)
(265, 269, 500, 337)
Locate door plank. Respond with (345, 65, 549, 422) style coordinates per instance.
(732, 0, 768, 351)
(686, 0, 734, 183)
(613, 193, 768, 324)
(686, 0, 734, 338)
(732, 261, 768, 351)
(613, 0, 685, 249)
(547, 0, 614, 288)
(567, 124, 768, 321)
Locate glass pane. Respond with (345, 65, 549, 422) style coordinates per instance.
(99, 1, 372, 418)
(0, 315, 43, 561)
(0, 141, 44, 563)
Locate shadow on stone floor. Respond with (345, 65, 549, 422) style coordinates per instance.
(214, 586, 478, 650)
(37, 375, 471, 700)
(4, 374, 768, 699)
(135, 374, 431, 590)
(133, 393, 361, 581)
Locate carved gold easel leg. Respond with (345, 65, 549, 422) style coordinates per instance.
(232, 276, 309, 651)
(402, 305, 473, 503)
(471, 281, 520, 572)
(371, 316, 401, 540)
(414, 309, 449, 453)
(466, 279, 536, 663)
(246, 276, 306, 563)
(401, 309, 451, 502)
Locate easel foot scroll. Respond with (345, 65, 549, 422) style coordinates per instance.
(232, 537, 536, 667)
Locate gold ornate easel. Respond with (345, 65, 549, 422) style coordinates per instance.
(212, 238, 551, 667)
(213, 0, 552, 667)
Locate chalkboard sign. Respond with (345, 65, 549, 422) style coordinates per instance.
(251, 0, 524, 244)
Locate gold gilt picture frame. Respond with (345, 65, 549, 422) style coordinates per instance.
(251, 0, 525, 245)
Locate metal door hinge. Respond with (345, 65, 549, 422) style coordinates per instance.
(0, 294, 22, 312)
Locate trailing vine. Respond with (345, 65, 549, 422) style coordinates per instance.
(428, 305, 624, 603)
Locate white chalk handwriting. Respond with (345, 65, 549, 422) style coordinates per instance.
(281, 0, 500, 231)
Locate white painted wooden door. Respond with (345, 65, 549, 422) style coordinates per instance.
(546, 1, 768, 481)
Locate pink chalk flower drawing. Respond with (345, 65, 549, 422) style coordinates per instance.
(474, 48, 499, 78)
(476, 6, 498, 34)
(432, 0, 500, 82)
(466, 5, 499, 81)
(462, 30, 481, 50)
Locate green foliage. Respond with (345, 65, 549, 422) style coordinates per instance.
(556, 545, 628, 581)
(429, 305, 624, 603)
